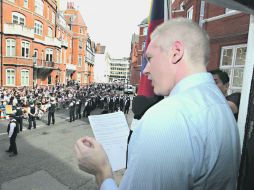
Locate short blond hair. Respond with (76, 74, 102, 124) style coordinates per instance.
(151, 17, 210, 66)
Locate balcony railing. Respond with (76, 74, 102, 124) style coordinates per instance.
(34, 59, 54, 69)
(4, 23, 34, 39)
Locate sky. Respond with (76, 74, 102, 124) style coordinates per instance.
(60, 0, 152, 58)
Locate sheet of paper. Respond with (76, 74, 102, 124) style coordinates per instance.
(88, 111, 129, 171)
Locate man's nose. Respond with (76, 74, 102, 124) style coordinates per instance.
(143, 62, 150, 76)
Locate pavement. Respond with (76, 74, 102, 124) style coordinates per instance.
(0, 107, 134, 190)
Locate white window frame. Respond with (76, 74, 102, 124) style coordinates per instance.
(187, 6, 193, 20)
(21, 41, 30, 58)
(6, 39, 16, 57)
(78, 55, 82, 67)
(46, 48, 53, 62)
(6, 69, 15, 86)
(143, 27, 148, 36)
(12, 12, 25, 25)
(77, 73, 81, 83)
(34, 20, 43, 36)
(21, 69, 29, 86)
(220, 44, 247, 94)
(24, 0, 28, 8)
(35, 0, 44, 16)
(52, 12, 55, 24)
(48, 26, 53, 37)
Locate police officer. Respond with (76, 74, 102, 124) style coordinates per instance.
(76, 99, 82, 119)
(15, 103, 23, 132)
(69, 99, 75, 122)
(47, 97, 56, 125)
(28, 103, 36, 129)
(6, 115, 18, 157)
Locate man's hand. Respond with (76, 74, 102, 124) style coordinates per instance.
(75, 136, 113, 186)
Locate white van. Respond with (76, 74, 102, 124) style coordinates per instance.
(124, 85, 134, 94)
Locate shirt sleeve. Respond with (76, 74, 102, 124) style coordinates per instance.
(100, 178, 118, 190)
(8, 123, 16, 138)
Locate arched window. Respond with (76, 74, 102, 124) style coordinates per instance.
(34, 20, 43, 36)
(12, 12, 25, 25)
(35, 0, 44, 16)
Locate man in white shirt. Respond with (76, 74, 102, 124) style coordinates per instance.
(75, 18, 240, 190)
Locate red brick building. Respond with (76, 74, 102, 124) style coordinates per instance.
(0, 0, 95, 88)
(130, 18, 148, 86)
(130, 0, 249, 94)
(171, 0, 249, 93)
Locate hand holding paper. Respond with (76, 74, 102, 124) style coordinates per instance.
(75, 136, 113, 186)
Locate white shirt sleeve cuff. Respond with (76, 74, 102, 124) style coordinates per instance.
(100, 178, 118, 190)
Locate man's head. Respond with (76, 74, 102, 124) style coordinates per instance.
(143, 18, 210, 96)
(210, 69, 229, 96)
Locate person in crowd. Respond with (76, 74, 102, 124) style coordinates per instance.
(123, 95, 130, 114)
(28, 102, 36, 129)
(210, 69, 241, 121)
(6, 115, 18, 157)
(69, 99, 76, 122)
(47, 97, 56, 125)
(75, 18, 240, 190)
(76, 98, 82, 119)
(15, 103, 23, 132)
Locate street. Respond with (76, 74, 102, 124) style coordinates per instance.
(0, 108, 134, 190)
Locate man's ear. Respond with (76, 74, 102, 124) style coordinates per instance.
(171, 41, 184, 64)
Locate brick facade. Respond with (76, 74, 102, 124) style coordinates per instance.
(0, 0, 95, 88)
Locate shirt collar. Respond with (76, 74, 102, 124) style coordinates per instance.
(170, 72, 215, 97)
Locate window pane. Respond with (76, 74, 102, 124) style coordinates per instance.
(232, 68, 244, 87)
(222, 48, 233, 66)
(235, 47, 247, 66)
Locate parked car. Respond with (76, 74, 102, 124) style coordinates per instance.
(124, 85, 134, 94)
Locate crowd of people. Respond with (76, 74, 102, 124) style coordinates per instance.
(1, 82, 132, 157)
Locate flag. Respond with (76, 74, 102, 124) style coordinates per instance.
(137, 0, 168, 96)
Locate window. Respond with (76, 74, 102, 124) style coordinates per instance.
(34, 20, 43, 36)
(24, 0, 28, 8)
(142, 42, 146, 50)
(48, 27, 53, 37)
(12, 12, 25, 25)
(21, 70, 29, 86)
(187, 6, 193, 20)
(35, 0, 44, 16)
(220, 44, 247, 93)
(47, 6, 50, 19)
(77, 73, 81, 83)
(6, 39, 16, 57)
(21, 41, 30, 58)
(143, 27, 148, 36)
(6, 69, 15, 86)
(46, 48, 53, 62)
(80, 27, 83, 34)
(79, 40, 83, 50)
(33, 49, 38, 65)
(48, 75, 52, 84)
(78, 55, 82, 67)
(180, 2, 185, 10)
(52, 12, 55, 24)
